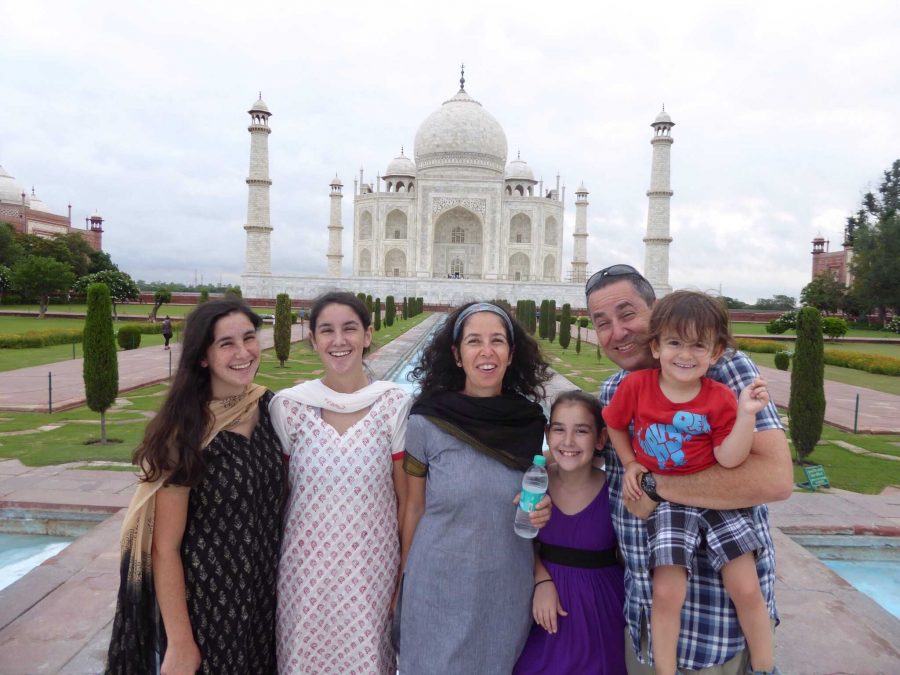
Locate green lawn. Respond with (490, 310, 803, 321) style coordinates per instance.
(0, 313, 430, 466)
(732, 321, 896, 340)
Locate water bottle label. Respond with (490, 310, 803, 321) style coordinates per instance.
(518, 488, 544, 513)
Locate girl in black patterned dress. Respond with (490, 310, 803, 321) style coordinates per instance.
(106, 300, 284, 674)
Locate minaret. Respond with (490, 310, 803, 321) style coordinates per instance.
(243, 94, 273, 275)
(643, 106, 674, 297)
(327, 175, 344, 276)
(571, 182, 589, 283)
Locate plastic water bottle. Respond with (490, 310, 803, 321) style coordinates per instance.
(514, 454, 548, 539)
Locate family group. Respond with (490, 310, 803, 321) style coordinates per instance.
(104, 263, 791, 675)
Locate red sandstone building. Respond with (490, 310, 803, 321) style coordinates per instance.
(0, 164, 103, 250)
(810, 234, 851, 285)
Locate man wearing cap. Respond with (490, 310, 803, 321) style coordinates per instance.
(587, 264, 792, 675)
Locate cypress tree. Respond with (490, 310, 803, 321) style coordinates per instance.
(366, 294, 373, 313)
(559, 303, 571, 349)
(83, 283, 118, 444)
(539, 300, 549, 339)
(198, 289, 209, 304)
(374, 298, 382, 331)
(274, 293, 292, 367)
(385, 296, 395, 326)
(528, 300, 537, 334)
(575, 325, 582, 354)
(402, 297, 408, 320)
(789, 306, 826, 462)
(548, 300, 557, 342)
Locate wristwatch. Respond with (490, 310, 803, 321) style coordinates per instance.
(640, 472, 664, 503)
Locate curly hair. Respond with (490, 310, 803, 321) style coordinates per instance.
(412, 301, 551, 401)
(134, 299, 262, 485)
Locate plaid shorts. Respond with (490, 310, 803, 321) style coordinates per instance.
(646, 502, 763, 572)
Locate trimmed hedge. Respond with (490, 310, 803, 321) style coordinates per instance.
(0, 320, 180, 349)
(774, 351, 791, 371)
(0, 328, 83, 348)
(735, 338, 784, 354)
(823, 349, 900, 376)
(737, 337, 900, 376)
(116, 325, 142, 350)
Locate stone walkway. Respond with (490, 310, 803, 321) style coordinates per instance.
(0, 318, 899, 672)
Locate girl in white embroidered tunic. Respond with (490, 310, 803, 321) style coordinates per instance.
(271, 292, 411, 674)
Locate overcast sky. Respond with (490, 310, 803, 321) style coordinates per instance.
(2, 0, 898, 302)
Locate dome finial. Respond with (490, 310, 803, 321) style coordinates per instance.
(401, 145, 404, 156)
(259, 91, 263, 100)
(662, 102, 665, 112)
(517, 149, 520, 160)
(459, 63, 465, 91)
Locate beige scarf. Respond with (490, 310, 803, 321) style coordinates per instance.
(118, 383, 268, 590)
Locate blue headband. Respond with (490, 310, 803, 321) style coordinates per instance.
(452, 303, 515, 344)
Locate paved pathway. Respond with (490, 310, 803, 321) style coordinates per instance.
(0, 324, 305, 413)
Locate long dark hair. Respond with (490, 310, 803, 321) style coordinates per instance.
(412, 301, 550, 401)
(134, 299, 262, 485)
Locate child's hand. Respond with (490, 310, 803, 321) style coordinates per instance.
(533, 580, 568, 634)
(623, 461, 647, 501)
(738, 377, 770, 415)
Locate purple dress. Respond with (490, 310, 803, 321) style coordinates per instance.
(513, 481, 626, 675)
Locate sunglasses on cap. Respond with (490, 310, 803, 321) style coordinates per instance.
(584, 264, 643, 296)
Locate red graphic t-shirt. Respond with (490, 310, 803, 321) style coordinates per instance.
(602, 368, 738, 475)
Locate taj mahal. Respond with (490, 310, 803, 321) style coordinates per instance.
(241, 70, 675, 306)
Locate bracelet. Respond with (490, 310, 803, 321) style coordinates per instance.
(534, 579, 553, 588)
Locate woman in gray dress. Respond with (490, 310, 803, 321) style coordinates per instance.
(399, 302, 553, 675)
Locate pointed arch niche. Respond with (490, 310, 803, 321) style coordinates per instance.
(509, 252, 530, 281)
(509, 213, 532, 244)
(385, 209, 407, 239)
(433, 206, 483, 278)
(385, 248, 407, 277)
(359, 211, 373, 240)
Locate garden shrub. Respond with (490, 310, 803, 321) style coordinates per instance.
(116, 325, 142, 350)
(774, 350, 791, 371)
(789, 307, 825, 462)
(821, 317, 849, 340)
(765, 310, 798, 334)
(274, 293, 291, 366)
(887, 317, 900, 334)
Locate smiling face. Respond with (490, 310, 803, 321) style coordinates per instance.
(651, 328, 724, 389)
(587, 279, 656, 372)
(202, 311, 261, 399)
(452, 311, 513, 398)
(546, 401, 604, 473)
(309, 301, 373, 382)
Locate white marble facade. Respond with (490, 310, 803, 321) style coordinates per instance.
(352, 80, 566, 283)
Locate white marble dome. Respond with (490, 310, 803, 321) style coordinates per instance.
(414, 88, 507, 173)
(250, 97, 270, 114)
(653, 109, 673, 125)
(0, 165, 28, 205)
(385, 151, 416, 177)
(504, 158, 535, 182)
(27, 189, 52, 212)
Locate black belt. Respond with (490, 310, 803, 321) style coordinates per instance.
(540, 542, 619, 569)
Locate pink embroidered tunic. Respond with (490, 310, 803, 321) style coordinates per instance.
(271, 383, 409, 675)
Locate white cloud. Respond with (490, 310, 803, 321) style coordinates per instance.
(1, 0, 898, 302)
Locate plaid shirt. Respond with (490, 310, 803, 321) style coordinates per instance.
(599, 350, 782, 670)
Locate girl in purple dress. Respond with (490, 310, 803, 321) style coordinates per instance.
(514, 390, 626, 675)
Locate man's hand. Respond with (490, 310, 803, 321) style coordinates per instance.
(624, 491, 658, 520)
